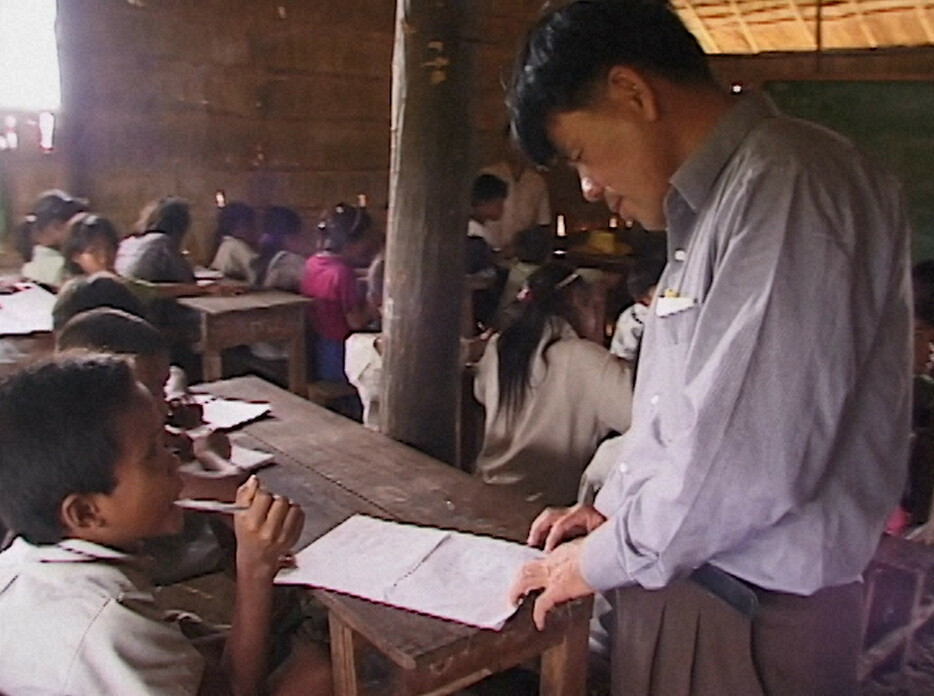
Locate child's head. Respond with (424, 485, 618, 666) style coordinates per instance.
(52, 273, 147, 331)
(471, 174, 508, 223)
(143, 196, 191, 248)
(626, 255, 666, 306)
(56, 308, 170, 402)
(0, 354, 183, 547)
(515, 225, 554, 265)
(62, 213, 119, 276)
(260, 205, 302, 254)
(215, 201, 259, 249)
(318, 203, 373, 263)
(14, 189, 89, 261)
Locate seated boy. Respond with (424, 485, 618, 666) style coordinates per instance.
(55, 307, 242, 498)
(466, 174, 509, 329)
(0, 355, 330, 695)
(609, 254, 666, 366)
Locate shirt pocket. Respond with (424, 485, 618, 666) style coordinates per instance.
(652, 305, 700, 443)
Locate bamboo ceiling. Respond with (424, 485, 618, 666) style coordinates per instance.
(671, 0, 934, 53)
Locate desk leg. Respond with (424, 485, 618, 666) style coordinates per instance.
(287, 309, 307, 396)
(540, 614, 589, 696)
(329, 613, 361, 696)
(203, 350, 223, 383)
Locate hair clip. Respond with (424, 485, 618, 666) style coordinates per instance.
(24, 214, 37, 223)
(555, 271, 580, 290)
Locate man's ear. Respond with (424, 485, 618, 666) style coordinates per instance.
(604, 65, 659, 122)
(59, 493, 106, 534)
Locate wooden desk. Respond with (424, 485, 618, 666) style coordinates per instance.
(200, 376, 592, 696)
(179, 292, 309, 395)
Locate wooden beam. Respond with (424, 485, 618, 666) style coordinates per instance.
(728, 0, 760, 53)
(679, 1, 722, 53)
(787, 0, 818, 50)
(915, 1, 934, 44)
(382, 0, 476, 466)
(848, 0, 879, 48)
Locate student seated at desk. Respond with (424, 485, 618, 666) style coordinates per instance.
(256, 206, 308, 292)
(53, 271, 149, 331)
(474, 262, 632, 506)
(116, 197, 197, 284)
(609, 254, 665, 369)
(209, 202, 260, 285)
(301, 203, 378, 383)
(64, 212, 231, 303)
(0, 355, 331, 695)
(467, 174, 509, 330)
(55, 308, 243, 498)
(14, 189, 88, 289)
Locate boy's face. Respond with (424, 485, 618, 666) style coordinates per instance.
(83, 383, 184, 549)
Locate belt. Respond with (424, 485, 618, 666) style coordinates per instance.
(689, 564, 759, 620)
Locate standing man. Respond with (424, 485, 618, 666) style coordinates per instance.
(507, 2, 912, 695)
(480, 128, 552, 252)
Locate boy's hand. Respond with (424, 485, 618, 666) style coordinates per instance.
(233, 476, 304, 582)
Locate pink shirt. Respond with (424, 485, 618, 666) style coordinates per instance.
(301, 254, 362, 341)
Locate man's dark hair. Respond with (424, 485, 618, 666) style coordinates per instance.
(0, 355, 139, 544)
(52, 272, 147, 330)
(471, 174, 509, 206)
(57, 307, 167, 357)
(508, 0, 714, 166)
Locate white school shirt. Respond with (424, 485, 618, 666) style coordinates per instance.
(210, 236, 259, 285)
(21, 245, 65, 288)
(0, 537, 204, 696)
(480, 161, 551, 250)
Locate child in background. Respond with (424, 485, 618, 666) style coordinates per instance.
(467, 174, 509, 329)
(495, 225, 554, 328)
(609, 254, 666, 364)
(52, 272, 149, 331)
(474, 262, 632, 506)
(301, 203, 377, 383)
(256, 206, 307, 291)
(209, 202, 260, 285)
(62, 212, 120, 276)
(0, 355, 330, 695)
(116, 197, 196, 284)
(15, 189, 89, 288)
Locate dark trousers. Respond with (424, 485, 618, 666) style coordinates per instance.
(607, 578, 862, 696)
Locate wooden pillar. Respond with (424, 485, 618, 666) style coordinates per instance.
(381, 0, 476, 466)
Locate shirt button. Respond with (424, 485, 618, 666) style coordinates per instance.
(619, 462, 628, 474)
(650, 394, 660, 406)
(673, 248, 687, 262)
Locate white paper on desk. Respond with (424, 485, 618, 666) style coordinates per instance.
(0, 283, 55, 335)
(274, 514, 543, 630)
(230, 444, 275, 471)
(192, 394, 270, 430)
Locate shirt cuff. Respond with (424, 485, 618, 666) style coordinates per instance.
(581, 518, 630, 593)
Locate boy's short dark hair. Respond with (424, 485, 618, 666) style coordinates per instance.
(471, 174, 509, 206)
(515, 225, 554, 264)
(57, 308, 168, 357)
(52, 272, 147, 331)
(0, 355, 139, 544)
(508, 0, 714, 166)
(627, 254, 666, 301)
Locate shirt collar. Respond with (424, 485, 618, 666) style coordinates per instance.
(668, 91, 780, 215)
(17, 537, 133, 564)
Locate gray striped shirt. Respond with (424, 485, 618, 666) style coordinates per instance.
(581, 92, 912, 595)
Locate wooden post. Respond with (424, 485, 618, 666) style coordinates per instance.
(381, 0, 476, 466)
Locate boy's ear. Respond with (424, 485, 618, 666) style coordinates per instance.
(59, 493, 107, 533)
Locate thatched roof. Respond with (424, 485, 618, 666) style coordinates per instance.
(673, 0, 934, 53)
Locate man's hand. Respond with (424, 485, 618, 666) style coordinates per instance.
(509, 538, 595, 630)
(527, 503, 607, 552)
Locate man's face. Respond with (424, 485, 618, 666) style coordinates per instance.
(546, 80, 674, 231)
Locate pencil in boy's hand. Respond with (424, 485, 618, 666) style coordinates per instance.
(175, 498, 248, 514)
